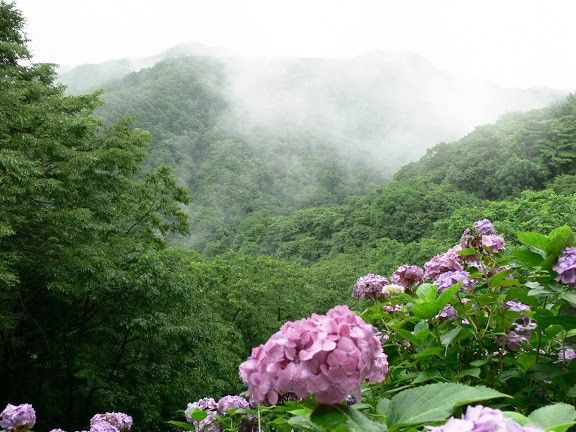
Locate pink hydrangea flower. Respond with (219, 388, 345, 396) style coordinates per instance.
(391, 265, 424, 287)
(353, 274, 389, 299)
(239, 305, 388, 405)
(424, 248, 464, 280)
(0, 404, 36, 432)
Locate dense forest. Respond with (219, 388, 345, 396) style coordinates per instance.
(64, 47, 564, 249)
(1, 2, 575, 432)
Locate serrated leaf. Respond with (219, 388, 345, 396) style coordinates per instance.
(528, 403, 576, 432)
(385, 383, 509, 427)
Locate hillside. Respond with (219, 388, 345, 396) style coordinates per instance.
(78, 51, 565, 247)
(215, 95, 576, 262)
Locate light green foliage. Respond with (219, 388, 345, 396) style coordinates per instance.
(396, 96, 576, 199)
(384, 383, 508, 427)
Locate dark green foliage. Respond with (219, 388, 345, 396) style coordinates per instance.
(213, 181, 478, 263)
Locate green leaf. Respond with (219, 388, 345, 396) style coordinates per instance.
(560, 291, 576, 307)
(184, 408, 207, 421)
(545, 226, 574, 257)
(457, 247, 477, 256)
(288, 415, 325, 431)
(488, 269, 511, 288)
(310, 405, 387, 432)
(435, 284, 461, 309)
(510, 247, 545, 267)
(440, 325, 462, 347)
(415, 283, 436, 300)
(167, 421, 194, 429)
(385, 383, 509, 427)
(414, 347, 444, 359)
(411, 303, 440, 320)
(528, 403, 576, 432)
(517, 231, 550, 252)
(502, 411, 531, 426)
(376, 398, 391, 415)
(455, 368, 481, 379)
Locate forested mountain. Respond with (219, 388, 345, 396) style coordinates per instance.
(217, 95, 576, 263)
(75, 51, 565, 247)
(57, 43, 224, 94)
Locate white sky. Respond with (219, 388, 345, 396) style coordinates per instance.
(12, 0, 576, 90)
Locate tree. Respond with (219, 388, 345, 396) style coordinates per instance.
(0, 3, 229, 431)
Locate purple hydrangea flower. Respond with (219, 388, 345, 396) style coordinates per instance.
(185, 399, 220, 432)
(459, 228, 474, 249)
(558, 347, 576, 362)
(391, 265, 424, 287)
(383, 304, 403, 313)
(498, 331, 525, 351)
(553, 247, 576, 285)
(216, 396, 249, 414)
(0, 404, 36, 432)
(428, 405, 543, 432)
(424, 248, 464, 280)
(481, 235, 505, 253)
(436, 304, 459, 321)
(239, 305, 388, 405)
(90, 423, 119, 432)
(505, 301, 530, 313)
(50, 429, 66, 432)
(514, 317, 537, 339)
(474, 219, 496, 235)
(434, 270, 473, 293)
(353, 274, 389, 299)
(90, 413, 132, 432)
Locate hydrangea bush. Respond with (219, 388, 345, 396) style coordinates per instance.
(8, 220, 576, 432)
(0, 405, 132, 432)
(164, 220, 576, 432)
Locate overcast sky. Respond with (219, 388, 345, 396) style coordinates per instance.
(12, 0, 576, 90)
